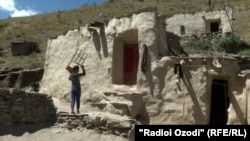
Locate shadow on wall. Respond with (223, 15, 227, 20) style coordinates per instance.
(166, 31, 187, 56)
(90, 28, 109, 60)
(88, 21, 108, 60)
(230, 93, 248, 124)
(181, 67, 205, 124)
(143, 45, 155, 97)
(100, 26, 108, 57)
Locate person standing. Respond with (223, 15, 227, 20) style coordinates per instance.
(67, 65, 86, 114)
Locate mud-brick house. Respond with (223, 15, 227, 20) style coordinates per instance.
(11, 40, 39, 56)
(40, 7, 250, 125)
(165, 7, 233, 36)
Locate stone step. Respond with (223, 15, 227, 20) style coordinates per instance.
(102, 91, 142, 102)
(90, 100, 132, 116)
(55, 111, 135, 138)
(57, 111, 89, 117)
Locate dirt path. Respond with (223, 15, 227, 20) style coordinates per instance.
(0, 126, 127, 141)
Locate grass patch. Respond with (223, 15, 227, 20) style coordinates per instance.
(238, 49, 250, 56)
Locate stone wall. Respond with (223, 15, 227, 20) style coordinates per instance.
(54, 112, 134, 138)
(14, 68, 44, 88)
(0, 67, 23, 81)
(0, 67, 44, 89)
(0, 89, 57, 127)
(11, 41, 39, 56)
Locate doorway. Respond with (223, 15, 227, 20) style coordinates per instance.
(123, 44, 139, 85)
(210, 22, 219, 32)
(209, 79, 230, 125)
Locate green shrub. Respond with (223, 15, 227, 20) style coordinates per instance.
(0, 60, 5, 64)
(238, 49, 250, 56)
(189, 38, 212, 50)
(217, 36, 250, 53)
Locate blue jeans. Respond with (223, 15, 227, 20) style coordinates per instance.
(71, 86, 81, 110)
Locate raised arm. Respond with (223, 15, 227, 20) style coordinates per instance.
(80, 65, 86, 75)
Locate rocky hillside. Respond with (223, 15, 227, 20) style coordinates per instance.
(0, 0, 250, 69)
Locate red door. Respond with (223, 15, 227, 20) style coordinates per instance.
(123, 44, 139, 85)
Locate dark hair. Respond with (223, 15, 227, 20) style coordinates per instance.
(73, 65, 79, 72)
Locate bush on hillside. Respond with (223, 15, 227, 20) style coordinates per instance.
(217, 36, 250, 53)
(182, 38, 212, 54)
(238, 49, 250, 56)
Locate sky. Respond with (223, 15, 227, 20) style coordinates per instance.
(0, 0, 108, 19)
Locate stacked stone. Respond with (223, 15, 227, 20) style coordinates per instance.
(0, 67, 44, 89)
(55, 112, 134, 138)
(0, 89, 57, 127)
(14, 68, 44, 88)
(1, 72, 19, 88)
(0, 67, 23, 80)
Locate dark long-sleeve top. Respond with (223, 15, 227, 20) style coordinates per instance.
(69, 72, 85, 87)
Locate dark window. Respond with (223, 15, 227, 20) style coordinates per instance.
(180, 25, 185, 35)
(210, 22, 219, 32)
